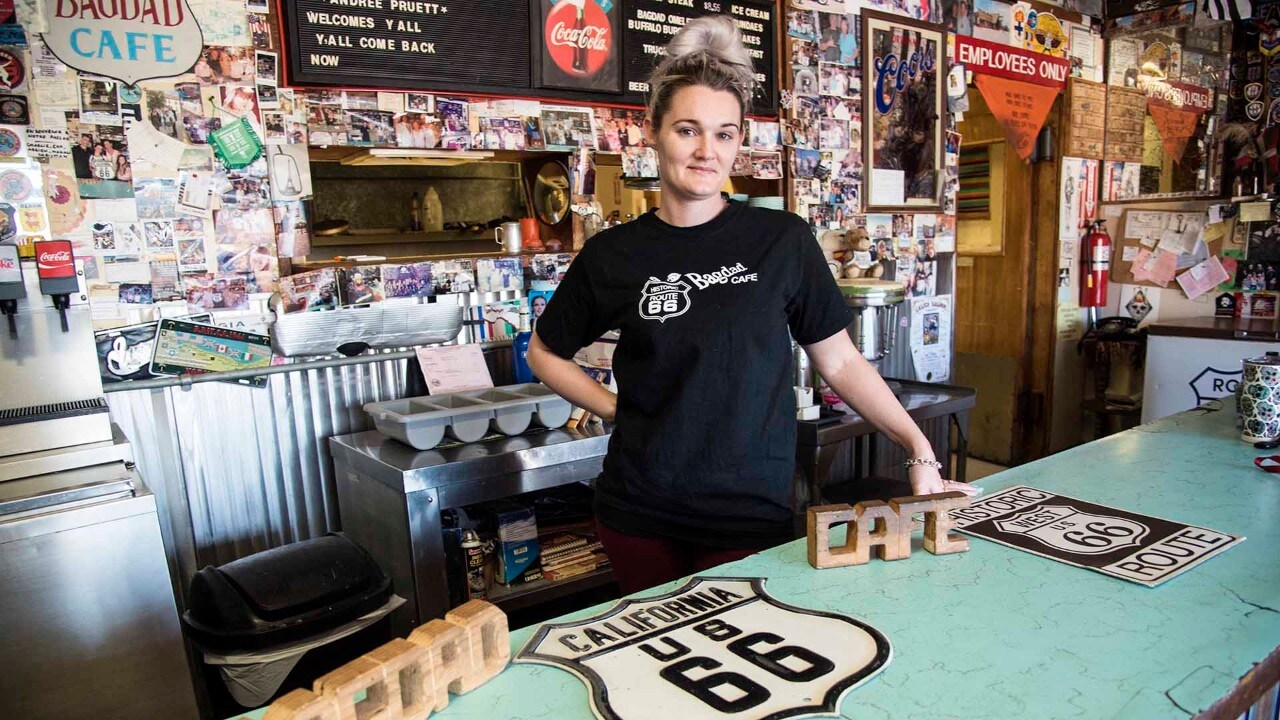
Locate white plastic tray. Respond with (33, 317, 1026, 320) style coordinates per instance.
(363, 383, 573, 449)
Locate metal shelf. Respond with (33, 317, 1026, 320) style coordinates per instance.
(486, 565, 616, 613)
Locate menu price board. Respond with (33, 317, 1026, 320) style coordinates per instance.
(620, 0, 777, 114)
(284, 0, 532, 93)
(283, 0, 776, 113)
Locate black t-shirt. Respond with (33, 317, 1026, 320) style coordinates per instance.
(536, 201, 854, 548)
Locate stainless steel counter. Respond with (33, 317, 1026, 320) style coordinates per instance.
(0, 431, 199, 719)
(329, 426, 611, 635)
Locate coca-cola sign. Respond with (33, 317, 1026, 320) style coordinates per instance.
(34, 240, 75, 278)
(539, 0, 620, 94)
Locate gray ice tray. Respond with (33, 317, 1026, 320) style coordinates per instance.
(363, 383, 573, 450)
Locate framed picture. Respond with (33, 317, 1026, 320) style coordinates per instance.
(862, 10, 944, 212)
(533, 0, 621, 94)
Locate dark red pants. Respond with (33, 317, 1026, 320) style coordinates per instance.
(595, 520, 763, 595)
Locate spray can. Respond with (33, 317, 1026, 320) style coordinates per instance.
(461, 529, 487, 599)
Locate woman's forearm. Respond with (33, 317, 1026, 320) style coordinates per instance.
(807, 334, 934, 458)
(527, 333, 618, 422)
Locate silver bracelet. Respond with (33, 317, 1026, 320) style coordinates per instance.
(903, 457, 943, 470)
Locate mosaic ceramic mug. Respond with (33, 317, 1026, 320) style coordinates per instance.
(1241, 353, 1280, 444)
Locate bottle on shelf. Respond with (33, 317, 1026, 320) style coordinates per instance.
(513, 308, 537, 384)
(461, 528, 488, 599)
(409, 192, 421, 232)
(421, 187, 444, 232)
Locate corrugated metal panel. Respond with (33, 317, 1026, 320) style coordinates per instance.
(107, 351, 413, 607)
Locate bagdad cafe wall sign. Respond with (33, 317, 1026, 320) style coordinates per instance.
(516, 577, 891, 720)
(955, 35, 1069, 160)
(951, 486, 1244, 587)
(42, 0, 204, 84)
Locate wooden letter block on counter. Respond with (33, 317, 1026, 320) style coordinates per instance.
(259, 601, 512, 720)
(923, 491, 971, 555)
(806, 492, 973, 569)
(854, 500, 908, 562)
(409, 618, 468, 712)
(367, 638, 434, 720)
(314, 656, 390, 720)
(261, 689, 340, 720)
(807, 503, 860, 568)
(445, 599, 510, 688)
(407, 599, 511, 711)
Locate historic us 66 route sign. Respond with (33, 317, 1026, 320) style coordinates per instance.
(515, 577, 891, 720)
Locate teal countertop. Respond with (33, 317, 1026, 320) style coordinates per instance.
(238, 407, 1280, 719)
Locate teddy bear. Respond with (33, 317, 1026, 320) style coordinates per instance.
(840, 227, 884, 279)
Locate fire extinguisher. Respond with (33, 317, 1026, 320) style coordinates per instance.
(1081, 220, 1111, 309)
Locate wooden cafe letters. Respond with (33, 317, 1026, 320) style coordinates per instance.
(807, 491, 972, 568)
(259, 600, 509, 720)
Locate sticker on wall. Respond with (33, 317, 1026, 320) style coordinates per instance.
(0, 124, 22, 157)
(210, 117, 263, 170)
(0, 94, 27, 124)
(0, 47, 24, 91)
(41, 0, 204, 84)
(516, 577, 892, 720)
(0, 168, 31, 202)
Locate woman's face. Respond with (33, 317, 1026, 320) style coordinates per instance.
(532, 296, 547, 316)
(650, 85, 741, 203)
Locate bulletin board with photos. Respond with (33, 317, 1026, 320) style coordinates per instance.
(1101, 10, 1232, 202)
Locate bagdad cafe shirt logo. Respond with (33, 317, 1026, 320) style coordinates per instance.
(516, 577, 891, 720)
(640, 265, 759, 323)
(950, 486, 1244, 587)
(42, 0, 204, 84)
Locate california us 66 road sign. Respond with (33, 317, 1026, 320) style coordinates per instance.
(515, 577, 891, 720)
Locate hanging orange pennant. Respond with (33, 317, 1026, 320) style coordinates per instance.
(973, 74, 1062, 160)
(1143, 80, 1213, 164)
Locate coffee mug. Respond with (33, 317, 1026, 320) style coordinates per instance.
(494, 222, 522, 255)
(520, 217, 542, 251)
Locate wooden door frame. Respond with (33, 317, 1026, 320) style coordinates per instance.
(1015, 97, 1068, 464)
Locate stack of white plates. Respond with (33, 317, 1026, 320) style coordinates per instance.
(747, 196, 785, 210)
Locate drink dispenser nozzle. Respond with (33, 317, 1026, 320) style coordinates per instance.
(0, 245, 23, 339)
(33, 240, 77, 333)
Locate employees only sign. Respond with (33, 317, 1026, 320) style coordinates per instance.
(516, 577, 891, 720)
(951, 486, 1243, 587)
(955, 35, 1069, 87)
(955, 36, 1068, 159)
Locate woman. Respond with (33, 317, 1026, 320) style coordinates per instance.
(529, 16, 977, 594)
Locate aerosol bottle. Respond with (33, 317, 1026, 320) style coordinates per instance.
(461, 529, 487, 599)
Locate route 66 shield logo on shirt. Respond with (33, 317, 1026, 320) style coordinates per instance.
(516, 577, 891, 720)
(638, 274, 692, 323)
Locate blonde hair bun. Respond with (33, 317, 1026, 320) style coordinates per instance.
(647, 15, 757, 125)
(665, 15, 754, 72)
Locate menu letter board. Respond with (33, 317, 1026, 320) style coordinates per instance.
(621, 0, 776, 114)
(282, 0, 776, 113)
(284, 0, 532, 93)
